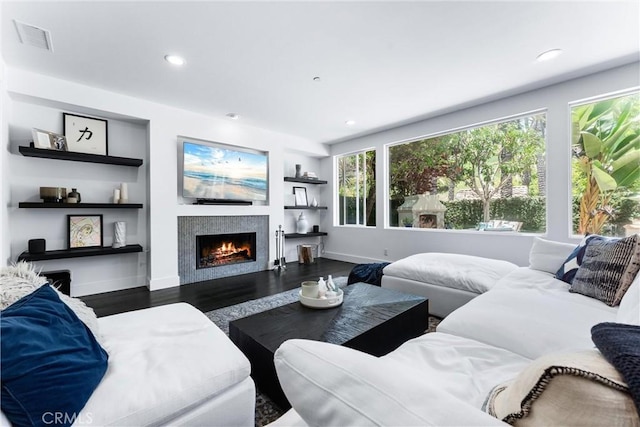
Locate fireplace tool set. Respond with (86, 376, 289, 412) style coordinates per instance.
(274, 224, 286, 271)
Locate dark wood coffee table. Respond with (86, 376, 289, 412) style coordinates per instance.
(229, 282, 429, 409)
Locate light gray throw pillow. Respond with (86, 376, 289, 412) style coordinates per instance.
(528, 237, 576, 274)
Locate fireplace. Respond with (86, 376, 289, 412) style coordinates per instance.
(196, 232, 256, 269)
(178, 216, 269, 285)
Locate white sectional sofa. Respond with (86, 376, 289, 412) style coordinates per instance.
(0, 262, 256, 427)
(381, 252, 519, 317)
(79, 303, 256, 426)
(271, 238, 640, 426)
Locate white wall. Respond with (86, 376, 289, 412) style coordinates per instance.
(0, 4, 8, 266)
(282, 152, 328, 261)
(322, 62, 640, 266)
(0, 57, 9, 266)
(4, 63, 637, 293)
(8, 98, 148, 296)
(3, 68, 328, 295)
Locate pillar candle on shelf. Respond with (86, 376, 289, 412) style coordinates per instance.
(119, 183, 128, 203)
(113, 188, 120, 204)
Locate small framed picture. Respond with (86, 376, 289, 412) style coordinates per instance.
(63, 113, 108, 155)
(68, 214, 103, 249)
(293, 186, 308, 206)
(31, 128, 68, 151)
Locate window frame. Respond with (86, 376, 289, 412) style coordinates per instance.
(567, 88, 640, 238)
(335, 147, 376, 227)
(384, 108, 549, 233)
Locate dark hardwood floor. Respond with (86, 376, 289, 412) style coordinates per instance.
(81, 258, 356, 317)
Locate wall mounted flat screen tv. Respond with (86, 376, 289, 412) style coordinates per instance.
(181, 138, 268, 202)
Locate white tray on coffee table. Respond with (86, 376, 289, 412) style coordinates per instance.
(299, 289, 343, 309)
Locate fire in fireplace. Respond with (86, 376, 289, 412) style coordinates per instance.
(196, 232, 256, 269)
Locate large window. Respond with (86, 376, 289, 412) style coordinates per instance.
(337, 150, 376, 226)
(571, 91, 640, 237)
(388, 113, 547, 232)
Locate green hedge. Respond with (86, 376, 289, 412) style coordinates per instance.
(388, 195, 637, 234)
(443, 197, 547, 232)
(441, 199, 482, 229)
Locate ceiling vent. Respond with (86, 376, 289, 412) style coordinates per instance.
(14, 20, 53, 52)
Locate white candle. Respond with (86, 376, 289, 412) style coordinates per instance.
(113, 188, 120, 204)
(120, 183, 128, 202)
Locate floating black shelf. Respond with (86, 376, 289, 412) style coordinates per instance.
(193, 199, 252, 205)
(17, 244, 143, 262)
(19, 146, 143, 167)
(19, 202, 143, 209)
(284, 232, 328, 239)
(284, 206, 327, 210)
(284, 177, 327, 185)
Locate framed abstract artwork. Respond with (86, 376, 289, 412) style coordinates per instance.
(67, 214, 103, 249)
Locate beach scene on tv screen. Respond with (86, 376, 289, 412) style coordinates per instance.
(183, 141, 268, 201)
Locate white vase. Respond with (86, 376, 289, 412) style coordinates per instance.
(296, 212, 308, 234)
(113, 221, 126, 248)
(310, 197, 318, 207)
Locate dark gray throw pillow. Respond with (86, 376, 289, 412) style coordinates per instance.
(570, 234, 640, 306)
(591, 322, 640, 416)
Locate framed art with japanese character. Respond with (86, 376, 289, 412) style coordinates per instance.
(63, 113, 108, 155)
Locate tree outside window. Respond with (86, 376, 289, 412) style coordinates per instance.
(337, 150, 376, 226)
(388, 113, 547, 232)
(571, 92, 640, 237)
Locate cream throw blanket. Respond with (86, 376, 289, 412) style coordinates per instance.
(0, 261, 101, 341)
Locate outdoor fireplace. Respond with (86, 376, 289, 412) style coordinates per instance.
(196, 232, 256, 269)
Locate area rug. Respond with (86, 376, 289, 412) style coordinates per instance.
(206, 276, 348, 335)
(204, 277, 441, 426)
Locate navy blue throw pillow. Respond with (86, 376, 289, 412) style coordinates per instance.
(347, 262, 391, 286)
(592, 322, 640, 416)
(1, 285, 108, 427)
(555, 235, 613, 283)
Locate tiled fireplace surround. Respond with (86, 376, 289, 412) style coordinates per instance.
(178, 216, 269, 285)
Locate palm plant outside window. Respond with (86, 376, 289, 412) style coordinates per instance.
(388, 113, 547, 232)
(337, 150, 376, 226)
(571, 91, 640, 237)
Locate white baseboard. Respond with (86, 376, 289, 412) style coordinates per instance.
(71, 274, 147, 297)
(322, 251, 388, 265)
(148, 274, 180, 291)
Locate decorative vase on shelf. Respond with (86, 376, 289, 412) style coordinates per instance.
(112, 221, 126, 248)
(295, 164, 302, 178)
(310, 197, 318, 207)
(296, 212, 308, 234)
(68, 188, 81, 203)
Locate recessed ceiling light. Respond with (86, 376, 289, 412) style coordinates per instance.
(313, 76, 321, 82)
(536, 49, 562, 62)
(164, 54, 185, 66)
(226, 113, 240, 120)
(345, 120, 356, 126)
